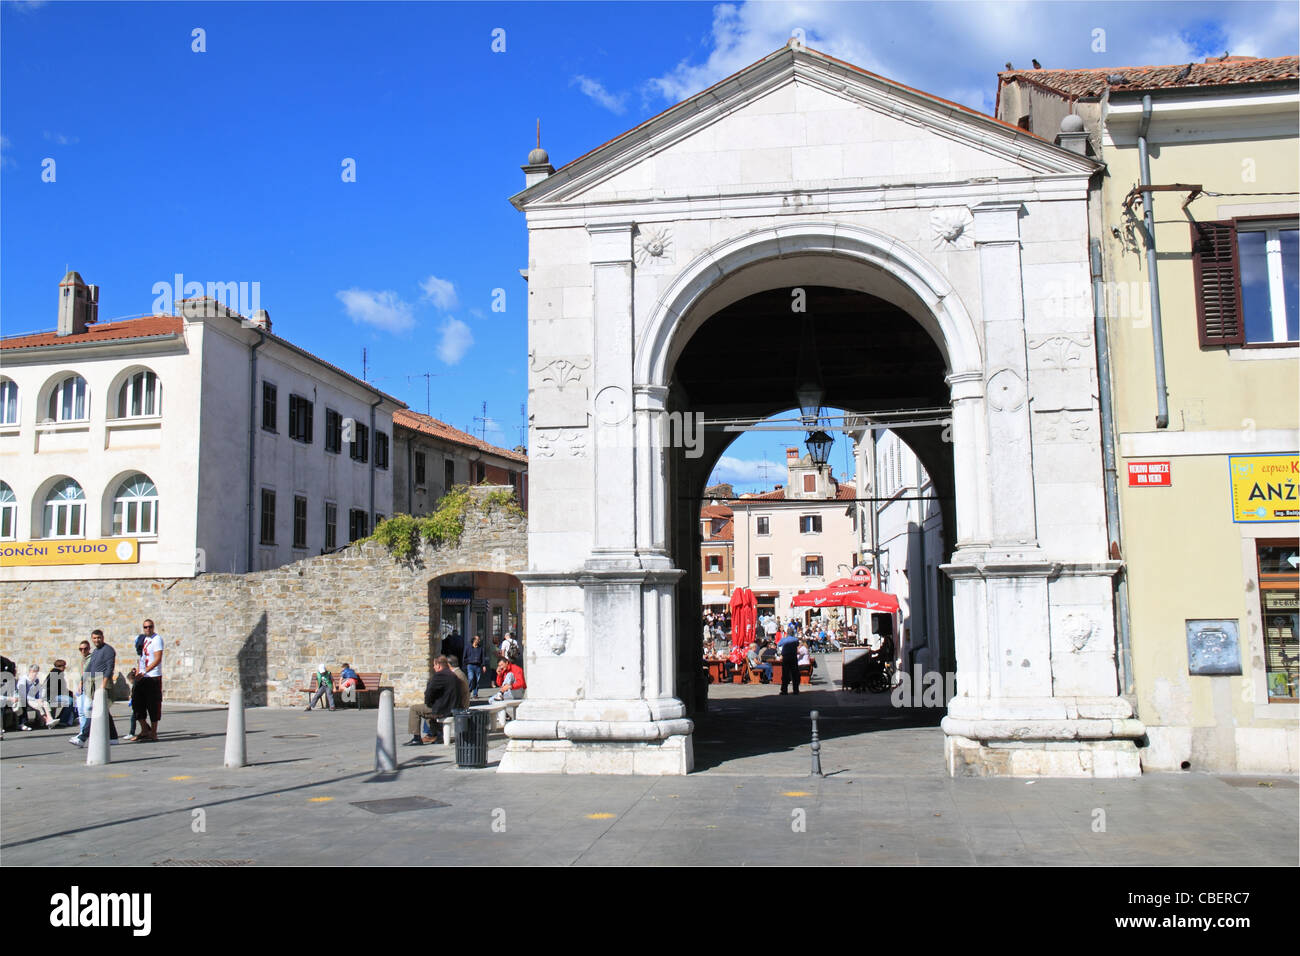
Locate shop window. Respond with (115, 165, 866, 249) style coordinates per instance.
(113, 474, 158, 536)
(1257, 541, 1299, 701)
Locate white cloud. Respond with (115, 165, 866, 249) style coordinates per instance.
(0, 135, 14, 169)
(336, 288, 415, 334)
(42, 131, 78, 145)
(711, 455, 780, 484)
(643, 1, 1299, 114)
(436, 317, 474, 364)
(419, 274, 458, 310)
(572, 75, 628, 114)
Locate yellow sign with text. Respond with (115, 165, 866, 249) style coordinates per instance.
(0, 538, 139, 567)
(1229, 454, 1299, 522)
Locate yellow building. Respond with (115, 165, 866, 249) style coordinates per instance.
(1000, 56, 1299, 773)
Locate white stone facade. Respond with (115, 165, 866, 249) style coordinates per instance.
(0, 289, 400, 580)
(509, 44, 1140, 776)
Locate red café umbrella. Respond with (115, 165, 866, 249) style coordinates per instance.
(790, 567, 899, 614)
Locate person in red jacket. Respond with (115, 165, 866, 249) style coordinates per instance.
(490, 658, 526, 701)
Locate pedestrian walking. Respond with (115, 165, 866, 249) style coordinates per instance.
(779, 626, 800, 695)
(464, 634, 486, 698)
(70, 630, 118, 747)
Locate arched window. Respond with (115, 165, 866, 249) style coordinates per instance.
(0, 379, 17, 426)
(0, 482, 15, 539)
(116, 370, 161, 418)
(113, 474, 158, 536)
(47, 375, 88, 422)
(43, 478, 85, 538)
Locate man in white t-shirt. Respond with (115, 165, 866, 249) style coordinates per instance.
(131, 619, 164, 743)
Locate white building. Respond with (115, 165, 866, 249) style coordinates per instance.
(0, 272, 403, 579)
(852, 427, 949, 677)
(730, 446, 858, 622)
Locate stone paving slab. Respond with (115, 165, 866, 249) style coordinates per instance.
(1, 696, 1295, 867)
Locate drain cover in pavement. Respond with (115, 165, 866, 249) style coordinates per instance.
(272, 733, 321, 739)
(153, 859, 255, 867)
(349, 796, 449, 814)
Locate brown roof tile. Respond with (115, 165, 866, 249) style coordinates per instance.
(999, 55, 1298, 99)
(1, 316, 183, 350)
(394, 409, 527, 465)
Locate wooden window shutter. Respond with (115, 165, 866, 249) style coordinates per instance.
(1191, 220, 1244, 347)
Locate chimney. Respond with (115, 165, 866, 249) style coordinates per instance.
(1055, 113, 1089, 156)
(249, 309, 272, 332)
(786, 446, 799, 459)
(57, 271, 98, 336)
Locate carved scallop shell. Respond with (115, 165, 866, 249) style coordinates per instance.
(930, 207, 975, 250)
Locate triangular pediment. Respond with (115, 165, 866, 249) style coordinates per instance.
(512, 46, 1097, 209)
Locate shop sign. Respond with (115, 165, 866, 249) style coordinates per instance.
(1229, 454, 1299, 522)
(0, 538, 138, 567)
(1127, 461, 1171, 486)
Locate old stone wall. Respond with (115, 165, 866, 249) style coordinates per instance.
(0, 505, 526, 708)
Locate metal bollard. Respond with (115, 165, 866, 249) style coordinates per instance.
(224, 685, 246, 768)
(810, 709, 822, 777)
(375, 690, 396, 773)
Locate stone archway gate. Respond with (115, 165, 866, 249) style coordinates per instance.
(508, 42, 1143, 776)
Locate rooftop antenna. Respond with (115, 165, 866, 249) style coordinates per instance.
(362, 347, 368, 382)
(536, 118, 541, 149)
(518, 401, 527, 447)
(759, 452, 771, 485)
(473, 401, 490, 441)
(407, 372, 437, 415)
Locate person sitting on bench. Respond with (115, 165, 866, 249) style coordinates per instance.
(746, 642, 772, 683)
(305, 664, 335, 711)
(405, 656, 458, 746)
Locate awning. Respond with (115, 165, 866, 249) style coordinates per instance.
(701, 594, 730, 605)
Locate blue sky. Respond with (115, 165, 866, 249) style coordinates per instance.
(3, 1, 1296, 492)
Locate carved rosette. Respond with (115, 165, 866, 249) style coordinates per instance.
(986, 368, 1027, 412)
(930, 206, 975, 250)
(634, 226, 674, 267)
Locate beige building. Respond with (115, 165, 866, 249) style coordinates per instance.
(999, 56, 1299, 772)
(699, 503, 734, 610)
(730, 447, 858, 622)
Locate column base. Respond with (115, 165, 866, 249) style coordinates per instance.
(499, 735, 694, 775)
(945, 735, 1142, 778)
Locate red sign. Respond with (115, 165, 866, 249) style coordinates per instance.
(1127, 461, 1171, 487)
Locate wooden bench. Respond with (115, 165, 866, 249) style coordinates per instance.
(771, 661, 814, 686)
(296, 671, 383, 709)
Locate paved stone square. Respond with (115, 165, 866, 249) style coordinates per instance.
(3, 662, 1295, 866)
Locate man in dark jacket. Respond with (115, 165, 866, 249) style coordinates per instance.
(405, 656, 459, 746)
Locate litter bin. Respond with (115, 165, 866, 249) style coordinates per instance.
(453, 708, 490, 768)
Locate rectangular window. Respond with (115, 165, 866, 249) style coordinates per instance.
(348, 508, 369, 542)
(508, 470, 518, 494)
(350, 422, 369, 463)
(1258, 541, 1299, 702)
(414, 451, 427, 486)
(445, 459, 455, 491)
(375, 431, 389, 470)
(1193, 219, 1299, 346)
(474, 461, 487, 484)
(325, 409, 342, 453)
(293, 495, 307, 549)
(288, 395, 314, 443)
(800, 514, 822, 534)
(260, 489, 276, 545)
(324, 502, 337, 551)
(0, 500, 14, 539)
(262, 382, 277, 433)
(804, 555, 823, 577)
(707, 555, 721, 573)
(757, 556, 771, 578)
(756, 516, 770, 536)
